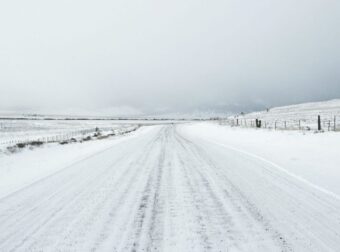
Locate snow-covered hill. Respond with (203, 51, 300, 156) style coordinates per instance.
(230, 99, 340, 131)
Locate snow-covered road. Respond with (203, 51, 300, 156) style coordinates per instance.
(1, 125, 340, 251)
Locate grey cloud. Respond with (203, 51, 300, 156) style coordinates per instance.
(0, 0, 339, 115)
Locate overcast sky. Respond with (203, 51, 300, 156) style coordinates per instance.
(0, 0, 339, 115)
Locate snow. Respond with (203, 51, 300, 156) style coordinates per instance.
(230, 99, 340, 130)
(242, 99, 340, 119)
(0, 120, 133, 147)
(181, 122, 340, 196)
(0, 126, 153, 199)
(0, 122, 340, 251)
(0, 119, 184, 149)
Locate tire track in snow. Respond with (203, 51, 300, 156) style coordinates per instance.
(1, 124, 339, 251)
(89, 128, 167, 251)
(123, 127, 169, 252)
(51, 136, 160, 251)
(174, 129, 292, 251)
(1, 146, 135, 251)
(0, 127, 162, 251)
(0, 140, 133, 227)
(178, 125, 340, 251)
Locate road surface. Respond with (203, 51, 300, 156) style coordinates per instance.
(0, 125, 340, 251)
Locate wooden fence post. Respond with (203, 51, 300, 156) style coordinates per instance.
(318, 115, 321, 131)
(334, 116, 337, 131)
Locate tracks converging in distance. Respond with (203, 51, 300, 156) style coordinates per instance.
(0, 125, 339, 251)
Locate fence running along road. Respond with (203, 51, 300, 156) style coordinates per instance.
(221, 115, 339, 132)
(0, 126, 139, 147)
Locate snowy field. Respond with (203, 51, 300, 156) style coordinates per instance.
(0, 120, 131, 147)
(0, 122, 340, 251)
(226, 99, 340, 131)
(0, 119, 186, 150)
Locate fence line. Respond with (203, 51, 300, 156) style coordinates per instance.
(0, 125, 138, 147)
(220, 115, 339, 132)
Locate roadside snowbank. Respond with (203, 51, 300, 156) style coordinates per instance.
(179, 122, 340, 196)
(0, 126, 153, 199)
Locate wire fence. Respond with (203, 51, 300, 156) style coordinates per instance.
(220, 115, 339, 132)
(0, 125, 138, 147)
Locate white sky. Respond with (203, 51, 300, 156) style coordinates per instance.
(0, 0, 339, 115)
